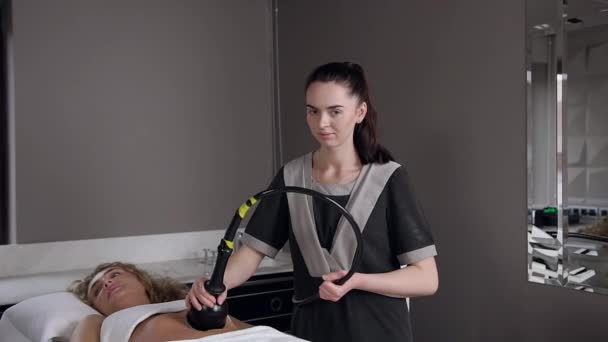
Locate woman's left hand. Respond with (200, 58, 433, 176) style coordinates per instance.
(318, 270, 360, 302)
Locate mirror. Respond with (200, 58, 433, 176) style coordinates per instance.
(2, 0, 278, 245)
(527, 0, 608, 294)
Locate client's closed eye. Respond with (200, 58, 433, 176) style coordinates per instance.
(92, 283, 102, 297)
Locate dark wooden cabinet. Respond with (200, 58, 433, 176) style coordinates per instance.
(226, 272, 294, 332)
(187, 271, 295, 332)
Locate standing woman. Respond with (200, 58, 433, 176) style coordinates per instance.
(187, 62, 438, 342)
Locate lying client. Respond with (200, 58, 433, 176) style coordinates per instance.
(68, 262, 250, 342)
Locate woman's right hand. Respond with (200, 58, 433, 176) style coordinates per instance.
(186, 276, 228, 311)
(186, 245, 264, 311)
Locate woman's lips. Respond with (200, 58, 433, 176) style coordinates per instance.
(319, 132, 334, 140)
(107, 285, 122, 298)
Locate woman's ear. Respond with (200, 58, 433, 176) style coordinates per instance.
(357, 102, 367, 123)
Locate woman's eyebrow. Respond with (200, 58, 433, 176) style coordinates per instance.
(306, 104, 344, 109)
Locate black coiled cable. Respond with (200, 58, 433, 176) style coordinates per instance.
(187, 186, 363, 330)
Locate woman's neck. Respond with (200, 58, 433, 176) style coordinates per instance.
(315, 145, 361, 170)
(313, 145, 362, 184)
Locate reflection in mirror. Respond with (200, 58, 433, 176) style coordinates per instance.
(527, 0, 608, 294)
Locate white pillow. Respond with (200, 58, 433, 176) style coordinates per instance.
(2, 292, 99, 342)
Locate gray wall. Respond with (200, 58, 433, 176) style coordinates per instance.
(0, 1, 8, 245)
(277, 0, 608, 341)
(12, 0, 275, 243)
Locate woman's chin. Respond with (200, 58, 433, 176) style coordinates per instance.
(316, 140, 338, 148)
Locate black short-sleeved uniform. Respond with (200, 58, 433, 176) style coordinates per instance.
(243, 164, 436, 342)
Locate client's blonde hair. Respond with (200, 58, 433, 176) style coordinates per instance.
(69, 262, 188, 306)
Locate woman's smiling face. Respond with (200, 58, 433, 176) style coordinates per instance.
(87, 267, 151, 316)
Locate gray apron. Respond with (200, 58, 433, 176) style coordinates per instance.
(283, 152, 400, 277)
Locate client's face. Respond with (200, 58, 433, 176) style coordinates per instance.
(87, 267, 151, 316)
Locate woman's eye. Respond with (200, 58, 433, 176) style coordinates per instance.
(307, 108, 318, 115)
(331, 110, 341, 115)
(110, 271, 120, 278)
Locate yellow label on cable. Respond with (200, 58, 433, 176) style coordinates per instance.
(238, 197, 258, 218)
(224, 239, 234, 249)
(238, 203, 249, 218)
(238, 203, 250, 218)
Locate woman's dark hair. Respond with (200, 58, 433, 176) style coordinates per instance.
(305, 62, 394, 164)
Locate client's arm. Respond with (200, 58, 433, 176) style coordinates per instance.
(71, 314, 104, 342)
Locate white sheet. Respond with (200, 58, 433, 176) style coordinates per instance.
(172, 325, 308, 342)
(101, 300, 306, 342)
(0, 315, 31, 342)
(101, 300, 185, 342)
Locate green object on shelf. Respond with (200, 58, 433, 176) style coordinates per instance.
(543, 207, 557, 214)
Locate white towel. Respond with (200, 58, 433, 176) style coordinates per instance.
(100, 300, 307, 342)
(172, 325, 308, 342)
(100, 300, 185, 342)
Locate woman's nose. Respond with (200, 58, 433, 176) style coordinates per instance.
(318, 113, 330, 128)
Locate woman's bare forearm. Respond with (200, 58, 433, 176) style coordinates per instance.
(223, 245, 264, 290)
(355, 257, 438, 298)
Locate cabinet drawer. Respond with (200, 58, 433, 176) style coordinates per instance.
(186, 272, 295, 332)
(227, 287, 294, 321)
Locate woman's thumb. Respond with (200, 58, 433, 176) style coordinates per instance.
(322, 270, 347, 281)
